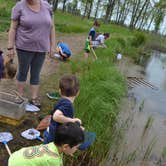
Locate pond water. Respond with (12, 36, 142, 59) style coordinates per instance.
(129, 51, 166, 116)
(107, 51, 166, 165)
(123, 51, 166, 164)
(145, 51, 166, 91)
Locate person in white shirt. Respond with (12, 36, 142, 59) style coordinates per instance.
(92, 33, 110, 48)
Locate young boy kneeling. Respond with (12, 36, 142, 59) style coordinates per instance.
(54, 41, 71, 61)
(44, 74, 83, 144)
(8, 122, 84, 166)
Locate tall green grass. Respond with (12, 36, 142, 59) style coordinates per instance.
(75, 60, 126, 160)
(41, 59, 126, 165)
(0, 0, 14, 17)
(0, 1, 166, 164)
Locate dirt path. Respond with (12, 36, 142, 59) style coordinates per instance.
(1, 32, 162, 165)
(0, 32, 86, 93)
(0, 32, 86, 165)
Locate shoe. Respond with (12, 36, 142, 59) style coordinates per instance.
(29, 98, 41, 108)
(46, 92, 60, 100)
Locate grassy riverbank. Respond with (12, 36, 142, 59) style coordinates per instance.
(0, 1, 166, 165)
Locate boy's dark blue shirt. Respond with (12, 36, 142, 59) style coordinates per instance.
(44, 98, 74, 144)
(89, 27, 96, 41)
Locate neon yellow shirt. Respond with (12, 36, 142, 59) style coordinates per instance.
(8, 142, 63, 166)
(85, 38, 90, 51)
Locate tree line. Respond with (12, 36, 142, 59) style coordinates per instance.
(49, 0, 166, 35)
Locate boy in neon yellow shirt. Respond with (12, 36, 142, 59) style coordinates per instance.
(8, 122, 84, 166)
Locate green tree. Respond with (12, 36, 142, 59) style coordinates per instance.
(154, 0, 166, 33)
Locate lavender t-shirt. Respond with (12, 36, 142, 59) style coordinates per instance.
(11, 0, 52, 52)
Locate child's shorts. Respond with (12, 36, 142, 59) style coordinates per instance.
(84, 49, 90, 53)
(43, 130, 54, 144)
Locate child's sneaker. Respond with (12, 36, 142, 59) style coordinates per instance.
(46, 92, 60, 100)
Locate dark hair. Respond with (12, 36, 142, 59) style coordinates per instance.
(57, 41, 62, 45)
(59, 74, 80, 97)
(93, 20, 100, 27)
(54, 122, 84, 148)
(103, 33, 110, 39)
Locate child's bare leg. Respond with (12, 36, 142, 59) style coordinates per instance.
(84, 52, 89, 59)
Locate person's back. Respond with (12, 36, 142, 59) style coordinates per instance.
(8, 143, 62, 166)
(58, 42, 71, 57)
(9, 122, 84, 166)
(44, 74, 81, 144)
(89, 27, 96, 41)
(45, 97, 74, 143)
(88, 20, 100, 41)
(96, 34, 105, 44)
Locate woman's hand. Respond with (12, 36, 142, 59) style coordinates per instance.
(7, 49, 15, 60)
(49, 47, 55, 58)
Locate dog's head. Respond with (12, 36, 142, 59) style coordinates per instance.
(3, 56, 17, 79)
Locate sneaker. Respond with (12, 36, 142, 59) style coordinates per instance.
(46, 92, 60, 100)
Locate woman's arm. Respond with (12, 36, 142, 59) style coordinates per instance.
(7, 20, 18, 59)
(49, 17, 56, 58)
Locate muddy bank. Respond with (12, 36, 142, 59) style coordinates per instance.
(0, 32, 86, 166)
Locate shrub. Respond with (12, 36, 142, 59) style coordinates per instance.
(55, 24, 86, 33)
(116, 37, 126, 48)
(0, 1, 15, 17)
(131, 32, 147, 47)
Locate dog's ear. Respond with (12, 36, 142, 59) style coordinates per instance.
(5, 60, 17, 79)
(3, 55, 10, 66)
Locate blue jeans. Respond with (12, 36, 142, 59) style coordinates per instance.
(16, 49, 46, 85)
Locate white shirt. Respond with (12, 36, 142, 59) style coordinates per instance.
(96, 34, 105, 44)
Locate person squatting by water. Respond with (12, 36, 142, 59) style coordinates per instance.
(8, 122, 84, 166)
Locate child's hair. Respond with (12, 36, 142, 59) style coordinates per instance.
(93, 20, 100, 27)
(54, 122, 84, 148)
(59, 74, 80, 97)
(3, 60, 17, 79)
(103, 33, 110, 39)
(57, 40, 62, 45)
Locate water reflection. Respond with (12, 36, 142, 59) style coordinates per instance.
(129, 51, 166, 116)
(129, 86, 166, 116)
(145, 51, 166, 90)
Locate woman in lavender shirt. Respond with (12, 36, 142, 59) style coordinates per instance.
(7, 0, 55, 107)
